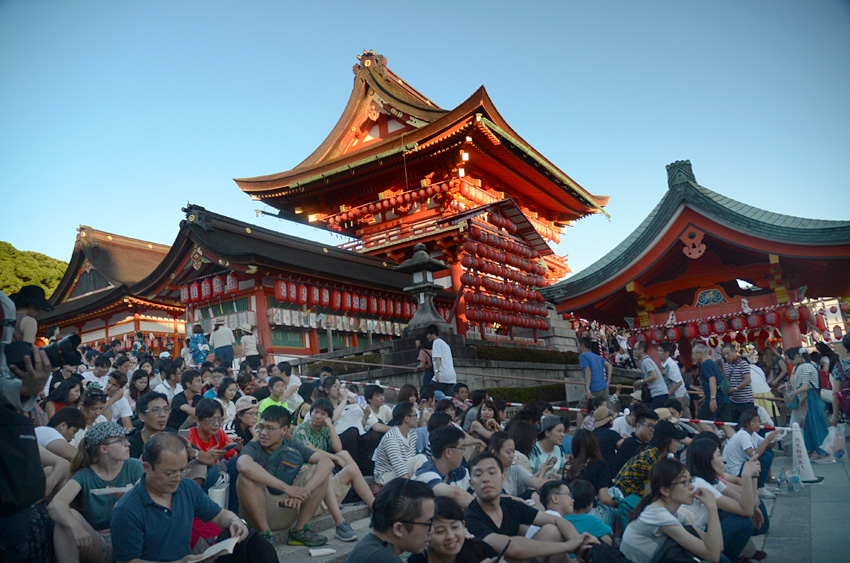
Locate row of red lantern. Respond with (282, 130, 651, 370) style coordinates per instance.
(470, 226, 536, 259)
(645, 308, 833, 337)
(462, 240, 545, 276)
(328, 184, 451, 225)
(829, 303, 850, 314)
(466, 308, 551, 330)
(486, 212, 518, 235)
(180, 274, 239, 303)
(459, 182, 499, 207)
(462, 291, 548, 316)
(460, 272, 545, 302)
(460, 255, 548, 288)
(272, 281, 416, 319)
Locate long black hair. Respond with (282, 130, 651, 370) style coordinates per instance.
(42, 377, 84, 408)
(686, 438, 721, 485)
(565, 429, 605, 482)
(630, 458, 689, 520)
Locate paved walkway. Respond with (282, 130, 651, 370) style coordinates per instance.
(760, 446, 850, 563)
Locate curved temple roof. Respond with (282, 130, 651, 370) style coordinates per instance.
(542, 160, 850, 305)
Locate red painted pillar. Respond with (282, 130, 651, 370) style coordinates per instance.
(254, 283, 272, 359)
(449, 263, 467, 335)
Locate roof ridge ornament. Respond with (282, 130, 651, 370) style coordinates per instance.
(666, 159, 696, 188)
(354, 50, 386, 74)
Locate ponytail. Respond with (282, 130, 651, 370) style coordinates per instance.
(69, 436, 98, 475)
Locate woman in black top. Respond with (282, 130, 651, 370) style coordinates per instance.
(564, 430, 618, 526)
(408, 497, 496, 563)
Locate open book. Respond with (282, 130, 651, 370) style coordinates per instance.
(89, 485, 134, 496)
(197, 537, 238, 562)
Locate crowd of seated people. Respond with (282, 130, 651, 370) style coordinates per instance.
(5, 317, 818, 563)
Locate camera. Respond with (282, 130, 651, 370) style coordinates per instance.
(5, 334, 83, 373)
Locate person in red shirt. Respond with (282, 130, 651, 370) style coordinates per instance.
(187, 398, 241, 490)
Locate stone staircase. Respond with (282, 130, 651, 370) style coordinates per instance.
(271, 502, 372, 562)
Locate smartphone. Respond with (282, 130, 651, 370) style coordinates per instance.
(223, 443, 238, 451)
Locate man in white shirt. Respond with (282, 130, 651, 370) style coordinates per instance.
(82, 356, 111, 390)
(658, 342, 691, 418)
(35, 407, 86, 461)
(104, 370, 133, 428)
(426, 324, 456, 396)
(152, 359, 182, 405)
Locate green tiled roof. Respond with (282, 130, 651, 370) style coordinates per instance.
(542, 164, 850, 304)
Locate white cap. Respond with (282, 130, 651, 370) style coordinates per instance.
(159, 351, 171, 358)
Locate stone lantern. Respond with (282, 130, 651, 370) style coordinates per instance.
(395, 243, 454, 335)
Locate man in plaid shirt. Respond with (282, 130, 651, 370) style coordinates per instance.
(614, 420, 688, 497)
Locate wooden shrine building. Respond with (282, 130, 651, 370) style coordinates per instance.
(235, 51, 609, 338)
(541, 160, 850, 364)
(130, 205, 443, 358)
(38, 227, 185, 353)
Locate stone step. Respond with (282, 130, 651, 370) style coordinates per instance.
(273, 514, 373, 562)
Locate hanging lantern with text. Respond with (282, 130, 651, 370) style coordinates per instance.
(180, 286, 190, 304)
(211, 276, 224, 298)
(225, 273, 238, 295)
(713, 319, 728, 334)
(368, 297, 378, 315)
(296, 285, 308, 306)
(764, 310, 780, 326)
(200, 280, 212, 301)
(330, 291, 341, 311)
(698, 322, 712, 337)
(189, 282, 201, 303)
(320, 288, 330, 308)
(274, 281, 286, 302)
(286, 282, 297, 303)
(683, 323, 699, 339)
(783, 308, 800, 323)
(729, 316, 746, 331)
(746, 313, 763, 329)
(379, 298, 388, 317)
(341, 292, 352, 312)
(666, 327, 682, 341)
(308, 286, 320, 307)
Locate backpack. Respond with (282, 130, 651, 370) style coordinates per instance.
(584, 541, 634, 563)
(650, 525, 703, 563)
(835, 361, 850, 418)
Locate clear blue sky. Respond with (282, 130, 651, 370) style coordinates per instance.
(2, 1, 848, 278)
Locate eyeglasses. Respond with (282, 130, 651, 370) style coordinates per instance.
(257, 424, 282, 434)
(103, 436, 129, 447)
(203, 417, 223, 424)
(400, 517, 435, 529)
(159, 466, 191, 480)
(672, 476, 696, 487)
(145, 407, 169, 415)
(554, 491, 573, 497)
(639, 423, 657, 429)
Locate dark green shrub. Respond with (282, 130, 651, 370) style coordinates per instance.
(303, 353, 383, 377)
(486, 383, 565, 404)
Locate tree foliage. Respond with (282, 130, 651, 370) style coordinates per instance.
(0, 241, 67, 299)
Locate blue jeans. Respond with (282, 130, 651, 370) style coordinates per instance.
(718, 510, 754, 561)
(737, 447, 774, 489)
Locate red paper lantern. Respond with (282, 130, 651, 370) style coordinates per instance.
(799, 322, 808, 335)
(798, 306, 812, 323)
(666, 327, 682, 341)
(834, 326, 843, 340)
(186, 283, 201, 304)
(783, 308, 800, 322)
(708, 335, 720, 348)
(368, 297, 378, 315)
(296, 285, 308, 306)
(308, 286, 320, 306)
(698, 322, 712, 336)
(359, 296, 368, 314)
(841, 303, 850, 313)
(180, 286, 190, 304)
(746, 314, 763, 329)
(815, 314, 828, 333)
(341, 292, 352, 312)
(403, 302, 412, 319)
(212, 276, 225, 298)
(225, 273, 239, 295)
(722, 334, 733, 344)
(764, 310, 780, 326)
(729, 316, 746, 331)
(735, 333, 746, 344)
(747, 331, 758, 342)
(683, 323, 698, 339)
(286, 282, 297, 303)
(830, 306, 838, 314)
(201, 280, 212, 301)
(394, 300, 402, 317)
(713, 319, 727, 334)
(330, 291, 342, 311)
(378, 298, 387, 317)
(320, 288, 330, 308)
(274, 281, 286, 302)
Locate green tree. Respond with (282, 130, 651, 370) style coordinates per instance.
(0, 241, 67, 299)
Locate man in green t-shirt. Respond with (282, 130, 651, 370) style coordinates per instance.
(236, 405, 330, 546)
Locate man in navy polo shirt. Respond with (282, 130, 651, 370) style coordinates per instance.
(110, 432, 249, 562)
(412, 426, 473, 508)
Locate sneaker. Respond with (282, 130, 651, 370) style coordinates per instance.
(813, 455, 837, 464)
(288, 525, 328, 547)
(261, 530, 275, 546)
(335, 520, 358, 542)
(758, 487, 776, 499)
